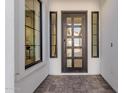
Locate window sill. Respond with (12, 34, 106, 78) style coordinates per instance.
(15, 61, 48, 81)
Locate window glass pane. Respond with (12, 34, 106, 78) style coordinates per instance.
(34, 16, 40, 30)
(67, 59, 72, 67)
(34, 0, 40, 16)
(25, 46, 35, 65)
(74, 17, 82, 26)
(35, 46, 40, 61)
(74, 38, 82, 47)
(25, 0, 42, 68)
(25, 27, 34, 45)
(74, 27, 82, 36)
(25, 10, 34, 28)
(35, 31, 40, 45)
(25, 0, 33, 10)
(74, 48, 82, 57)
(67, 38, 72, 46)
(74, 59, 82, 68)
(93, 14, 97, 24)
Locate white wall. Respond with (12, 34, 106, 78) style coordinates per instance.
(5, 0, 15, 92)
(100, 0, 118, 92)
(49, 0, 101, 75)
(15, 0, 49, 93)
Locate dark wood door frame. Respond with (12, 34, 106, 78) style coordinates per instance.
(61, 11, 88, 73)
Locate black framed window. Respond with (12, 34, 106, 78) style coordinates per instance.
(91, 12, 99, 58)
(25, 0, 42, 69)
(50, 12, 57, 58)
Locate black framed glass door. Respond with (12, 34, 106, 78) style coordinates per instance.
(62, 11, 87, 72)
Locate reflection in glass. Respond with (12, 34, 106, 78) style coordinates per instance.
(67, 49, 72, 57)
(74, 48, 82, 57)
(74, 27, 82, 36)
(35, 46, 40, 61)
(25, 27, 34, 45)
(74, 38, 82, 46)
(74, 59, 82, 67)
(67, 59, 72, 67)
(67, 38, 72, 46)
(93, 14, 97, 24)
(51, 46, 56, 57)
(74, 17, 82, 26)
(93, 25, 97, 34)
(35, 31, 40, 45)
(67, 27, 72, 36)
(66, 17, 72, 26)
(51, 35, 56, 45)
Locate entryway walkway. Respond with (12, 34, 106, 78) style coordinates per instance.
(34, 75, 116, 93)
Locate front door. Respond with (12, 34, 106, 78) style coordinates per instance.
(62, 11, 87, 72)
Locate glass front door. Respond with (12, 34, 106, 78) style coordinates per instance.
(62, 11, 87, 72)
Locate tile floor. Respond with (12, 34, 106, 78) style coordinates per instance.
(34, 75, 116, 93)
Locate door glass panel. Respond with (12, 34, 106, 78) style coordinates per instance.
(74, 27, 82, 36)
(74, 48, 82, 57)
(67, 49, 72, 57)
(93, 46, 97, 56)
(67, 38, 72, 46)
(66, 17, 72, 26)
(93, 14, 97, 24)
(51, 46, 56, 57)
(67, 27, 72, 36)
(74, 17, 82, 26)
(74, 38, 82, 47)
(67, 59, 72, 67)
(35, 46, 40, 61)
(74, 59, 82, 67)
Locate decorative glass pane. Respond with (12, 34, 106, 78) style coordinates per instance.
(35, 46, 40, 61)
(93, 35, 97, 45)
(74, 17, 82, 26)
(93, 25, 97, 34)
(51, 25, 56, 35)
(66, 17, 72, 26)
(67, 38, 72, 46)
(74, 59, 82, 67)
(74, 38, 82, 47)
(93, 46, 97, 56)
(67, 59, 72, 67)
(51, 35, 56, 45)
(74, 48, 82, 57)
(93, 14, 97, 24)
(51, 13, 56, 25)
(92, 12, 99, 57)
(67, 27, 72, 36)
(74, 27, 82, 36)
(51, 46, 56, 57)
(25, 27, 34, 45)
(67, 49, 72, 57)
(50, 12, 57, 58)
